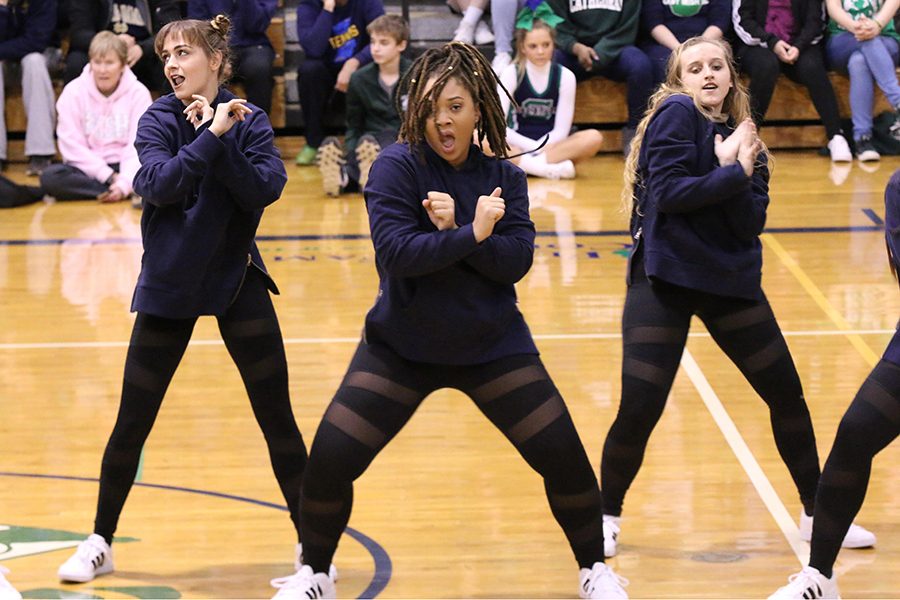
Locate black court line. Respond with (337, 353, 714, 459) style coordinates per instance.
(0, 224, 886, 247)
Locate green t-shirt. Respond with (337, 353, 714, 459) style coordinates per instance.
(665, 0, 709, 18)
(828, 0, 900, 41)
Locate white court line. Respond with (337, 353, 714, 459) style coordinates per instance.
(681, 348, 807, 565)
(0, 328, 894, 350)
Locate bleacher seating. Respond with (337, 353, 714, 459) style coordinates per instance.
(1, 0, 895, 157)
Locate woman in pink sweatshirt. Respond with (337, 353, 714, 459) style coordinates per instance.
(40, 31, 152, 203)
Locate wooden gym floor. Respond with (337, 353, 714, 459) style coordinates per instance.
(0, 150, 897, 599)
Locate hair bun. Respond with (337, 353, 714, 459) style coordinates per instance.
(210, 14, 231, 38)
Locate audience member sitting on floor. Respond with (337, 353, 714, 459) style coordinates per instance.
(493, 2, 603, 179)
(64, 0, 181, 93)
(41, 31, 151, 204)
(294, 0, 385, 166)
(317, 13, 410, 196)
(0, 0, 58, 176)
(825, 0, 900, 162)
(187, 0, 278, 115)
(732, 0, 853, 162)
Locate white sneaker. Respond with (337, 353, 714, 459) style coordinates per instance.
(271, 565, 336, 600)
(474, 20, 495, 45)
(799, 511, 876, 548)
(603, 514, 621, 558)
(579, 562, 628, 599)
(452, 20, 475, 44)
(491, 51, 512, 76)
(294, 543, 338, 581)
(827, 134, 852, 162)
(57, 534, 114, 583)
(768, 566, 840, 599)
(0, 566, 22, 600)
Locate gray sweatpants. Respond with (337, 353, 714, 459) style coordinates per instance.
(0, 52, 57, 160)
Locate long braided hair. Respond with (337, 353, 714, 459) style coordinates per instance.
(397, 41, 514, 158)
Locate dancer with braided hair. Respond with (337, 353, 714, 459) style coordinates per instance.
(269, 41, 628, 600)
(57, 14, 311, 584)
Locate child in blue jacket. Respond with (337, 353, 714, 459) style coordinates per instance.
(599, 36, 875, 560)
(57, 15, 311, 587)
(268, 41, 628, 600)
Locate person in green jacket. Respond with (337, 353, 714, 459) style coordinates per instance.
(317, 13, 411, 196)
(546, 0, 654, 153)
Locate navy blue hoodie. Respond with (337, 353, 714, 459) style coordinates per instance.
(131, 88, 287, 318)
(363, 142, 538, 365)
(297, 0, 384, 66)
(630, 94, 769, 300)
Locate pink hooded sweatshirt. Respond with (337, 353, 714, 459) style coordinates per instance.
(55, 64, 152, 197)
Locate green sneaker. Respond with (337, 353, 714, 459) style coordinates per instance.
(295, 144, 318, 166)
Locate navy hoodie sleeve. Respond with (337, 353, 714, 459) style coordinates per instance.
(297, 1, 333, 58)
(462, 169, 535, 284)
(213, 109, 288, 211)
(708, 0, 732, 34)
(645, 98, 751, 213)
(133, 109, 226, 206)
(722, 154, 769, 241)
(237, 0, 277, 34)
(365, 151, 482, 278)
(0, 0, 56, 61)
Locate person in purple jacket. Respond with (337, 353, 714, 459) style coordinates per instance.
(56, 14, 311, 586)
(639, 0, 731, 86)
(293, 0, 384, 165)
(268, 42, 628, 600)
(188, 0, 277, 114)
(768, 173, 900, 600)
(599, 36, 875, 561)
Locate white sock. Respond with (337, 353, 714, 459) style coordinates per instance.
(461, 6, 484, 26)
(517, 152, 550, 177)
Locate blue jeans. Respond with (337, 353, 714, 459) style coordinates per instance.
(555, 45, 654, 128)
(826, 32, 900, 139)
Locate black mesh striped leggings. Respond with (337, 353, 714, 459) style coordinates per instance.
(299, 341, 605, 573)
(93, 268, 308, 543)
(809, 352, 900, 578)
(601, 265, 821, 517)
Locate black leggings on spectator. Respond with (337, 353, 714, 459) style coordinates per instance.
(299, 341, 605, 573)
(601, 260, 821, 517)
(809, 356, 900, 578)
(233, 44, 276, 115)
(93, 267, 307, 543)
(736, 44, 844, 139)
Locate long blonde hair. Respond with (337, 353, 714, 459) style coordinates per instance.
(622, 37, 767, 213)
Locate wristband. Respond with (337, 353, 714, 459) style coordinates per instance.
(873, 16, 885, 30)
